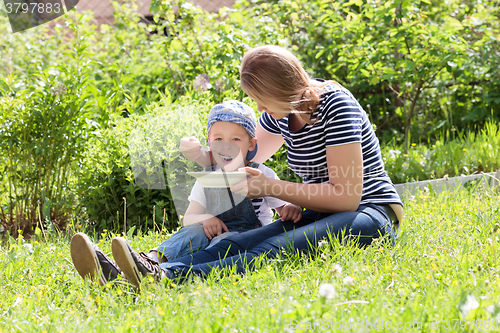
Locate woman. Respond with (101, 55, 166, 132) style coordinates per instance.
(111, 45, 403, 284)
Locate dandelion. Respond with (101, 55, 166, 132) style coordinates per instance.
(411, 143, 417, 147)
(332, 264, 343, 276)
(318, 283, 337, 299)
(194, 74, 211, 91)
(178, 294, 184, 300)
(270, 308, 278, 314)
(343, 276, 354, 286)
(460, 294, 479, 316)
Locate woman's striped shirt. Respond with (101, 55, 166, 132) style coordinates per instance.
(259, 83, 403, 206)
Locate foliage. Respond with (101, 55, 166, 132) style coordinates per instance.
(1, 185, 500, 331)
(0, 19, 99, 233)
(74, 96, 207, 233)
(259, 0, 500, 147)
(1, 0, 499, 234)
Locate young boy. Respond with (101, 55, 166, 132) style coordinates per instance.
(70, 100, 302, 287)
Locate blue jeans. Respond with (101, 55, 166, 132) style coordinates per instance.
(160, 204, 396, 280)
(154, 187, 261, 261)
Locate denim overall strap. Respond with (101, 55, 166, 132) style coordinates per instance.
(203, 162, 261, 232)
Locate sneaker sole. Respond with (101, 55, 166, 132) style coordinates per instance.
(70, 233, 106, 286)
(112, 237, 142, 291)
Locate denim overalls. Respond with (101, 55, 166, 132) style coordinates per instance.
(154, 162, 262, 261)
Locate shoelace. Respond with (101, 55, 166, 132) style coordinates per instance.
(138, 252, 161, 276)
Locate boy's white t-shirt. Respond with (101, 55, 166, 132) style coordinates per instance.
(187, 164, 287, 226)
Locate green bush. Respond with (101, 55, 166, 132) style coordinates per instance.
(74, 96, 207, 233)
(0, 20, 98, 233)
(256, 0, 500, 147)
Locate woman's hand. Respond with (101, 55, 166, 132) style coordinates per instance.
(179, 136, 203, 162)
(230, 167, 275, 199)
(202, 216, 229, 240)
(278, 203, 302, 223)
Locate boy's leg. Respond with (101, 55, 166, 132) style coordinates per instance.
(162, 205, 394, 281)
(163, 211, 323, 267)
(153, 224, 211, 261)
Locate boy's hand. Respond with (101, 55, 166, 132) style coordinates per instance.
(179, 137, 202, 161)
(202, 216, 229, 240)
(279, 203, 302, 223)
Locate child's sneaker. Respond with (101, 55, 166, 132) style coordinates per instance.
(111, 237, 165, 291)
(70, 232, 122, 286)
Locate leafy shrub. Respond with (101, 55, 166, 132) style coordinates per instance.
(258, 0, 500, 147)
(0, 21, 99, 233)
(74, 96, 207, 233)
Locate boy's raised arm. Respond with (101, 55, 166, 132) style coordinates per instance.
(179, 137, 213, 168)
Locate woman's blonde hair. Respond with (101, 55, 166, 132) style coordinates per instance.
(240, 45, 336, 124)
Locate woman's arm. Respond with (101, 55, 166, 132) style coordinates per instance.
(234, 142, 363, 213)
(252, 123, 285, 164)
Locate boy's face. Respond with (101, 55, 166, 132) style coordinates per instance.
(208, 121, 257, 172)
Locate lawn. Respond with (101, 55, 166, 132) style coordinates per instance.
(1, 184, 499, 332)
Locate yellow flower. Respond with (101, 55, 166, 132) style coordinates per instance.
(204, 287, 211, 294)
(411, 143, 416, 146)
(223, 296, 229, 301)
(117, 289, 123, 295)
(178, 294, 184, 300)
(197, 285, 202, 290)
(170, 282, 177, 288)
(452, 280, 458, 286)
(103, 229, 108, 233)
(463, 148, 467, 151)
(270, 308, 278, 314)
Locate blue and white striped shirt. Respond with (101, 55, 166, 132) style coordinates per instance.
(259, 83, 402, 206)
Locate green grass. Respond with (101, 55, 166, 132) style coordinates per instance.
(1, 185, 500, 332)
(383, 122, 500, 184)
